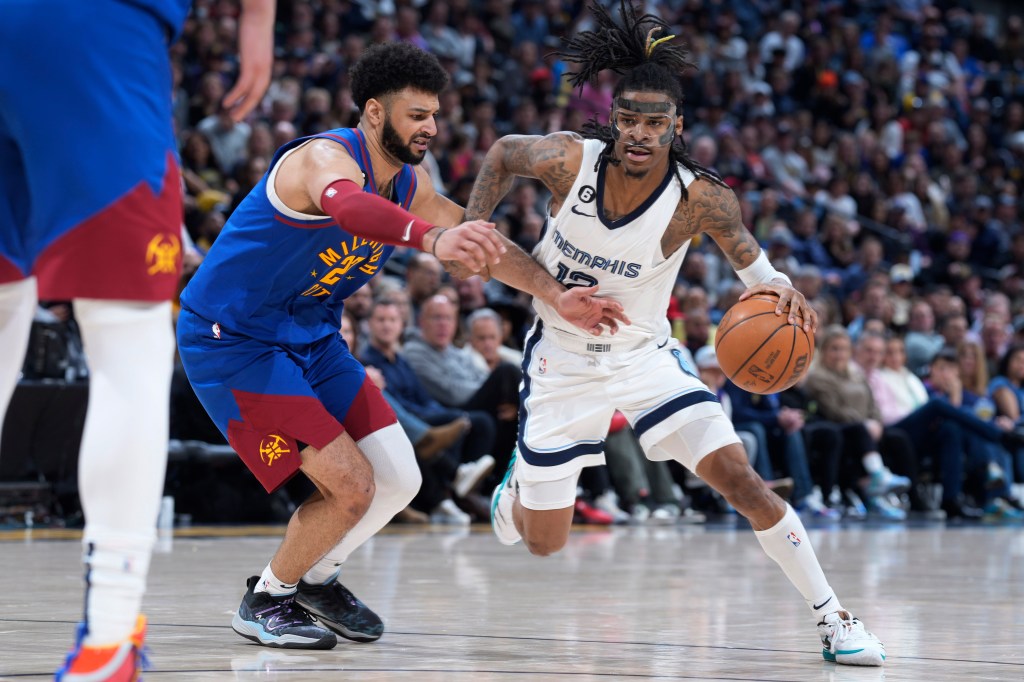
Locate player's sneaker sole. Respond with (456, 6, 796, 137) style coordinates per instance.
(231, 612, 337, 649)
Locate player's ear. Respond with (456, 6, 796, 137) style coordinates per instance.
(675, 114, 684, 136)
(365, 97, 385, 126)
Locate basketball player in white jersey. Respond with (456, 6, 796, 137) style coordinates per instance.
(464, 1, 884, 667)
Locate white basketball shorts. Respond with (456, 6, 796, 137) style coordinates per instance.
(515, 323, 740, 510)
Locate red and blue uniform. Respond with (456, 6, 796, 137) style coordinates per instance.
(0, 0, 189, 300)
(178, 128, 414, 491)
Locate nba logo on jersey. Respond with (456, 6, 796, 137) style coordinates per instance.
(786, 531, 801, 547)
(538, 357, 547, 374)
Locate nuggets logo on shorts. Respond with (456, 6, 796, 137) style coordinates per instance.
(786, 531, 802, 547)
(145, 234, 181, 275)
(259, 434, 291, 466)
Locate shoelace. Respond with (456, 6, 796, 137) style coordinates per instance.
(328, 583, 358, 607)
(826, 614, 860, 646)
(255, 596, 309, 628)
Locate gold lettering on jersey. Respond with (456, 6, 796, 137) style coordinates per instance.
(319, 248, 342, 266)
(304, 237, 386, 298)
(301, 283, 331, 297)
(320, 255, 366, 284)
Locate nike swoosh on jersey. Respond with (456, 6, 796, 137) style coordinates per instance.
(657, 340, 669, 349)
(401, 220, 413, 242)
(570, 204, 595, 218)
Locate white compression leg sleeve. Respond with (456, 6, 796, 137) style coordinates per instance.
(754, 504, 844, 621)
(0, 278, 37, 419)
(74, 299, 174, 645)
(303, 423, 421, 584)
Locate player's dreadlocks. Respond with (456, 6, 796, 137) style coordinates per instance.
(554, 0, 726, 197)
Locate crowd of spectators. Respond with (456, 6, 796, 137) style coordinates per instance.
(31, 0, 1024, 525)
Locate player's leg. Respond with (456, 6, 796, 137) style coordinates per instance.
(491, 328, 612, 555)
(226, 431, 369, 650)
(70, 299, 175, 644)
(295, 362, 421, 641)
(625, 344, 884, 666)
(300, 426, 418, 573)
(0, 3, 185, 678)
(267, 431, 376, 583)
(649, 428, 885, 666)
(292, 424, 415, 641)
(178, 310, 364, 649)
(513, 473, 580, 556)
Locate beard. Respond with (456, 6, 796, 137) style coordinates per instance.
(381, 117, 427, 165)
(623, 166, 651, 179)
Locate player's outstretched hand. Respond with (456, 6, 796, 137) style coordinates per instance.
(555, 285, 631, 336)
(739, 281, 818, 333)
(223, 0, 275, 121)
(430, 221, 505, 273)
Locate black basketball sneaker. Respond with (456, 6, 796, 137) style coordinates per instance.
(295, 578, 384, 642)
(231, 576, 337, 649)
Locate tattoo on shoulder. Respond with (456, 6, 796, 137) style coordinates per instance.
(662, 197, 700, 257)
(513, 134, 579, 199)
(691, 181, 759, 269)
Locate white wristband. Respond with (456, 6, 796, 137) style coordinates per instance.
(736, 251, 792, 288)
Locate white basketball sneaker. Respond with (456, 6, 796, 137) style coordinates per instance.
(490, 451, 522, 546)
(817, 610, 885, 666)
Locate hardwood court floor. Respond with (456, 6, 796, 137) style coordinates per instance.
(1, 521, 1022, 681)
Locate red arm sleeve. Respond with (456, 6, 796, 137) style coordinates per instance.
(319, 179, 434, 249)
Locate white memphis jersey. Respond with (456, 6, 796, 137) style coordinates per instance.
(533, 138, 696, 350)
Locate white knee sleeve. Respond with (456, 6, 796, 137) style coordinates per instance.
(74, 299, 174, 538)
(303, 423, 420, 582)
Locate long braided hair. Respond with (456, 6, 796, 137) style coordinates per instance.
(554, 0, 726, 197)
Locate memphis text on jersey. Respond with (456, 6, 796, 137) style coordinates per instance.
(551, 228, 641, 278)
(301, 235, 385, 297)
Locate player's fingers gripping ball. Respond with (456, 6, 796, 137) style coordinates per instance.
(714, 294, 815, 394)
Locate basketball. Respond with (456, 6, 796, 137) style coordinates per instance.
(714, 295, 815, 394)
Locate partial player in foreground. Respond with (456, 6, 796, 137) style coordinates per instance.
(177, 43, 626, 651)
(0, 1, 274, 679)
(473, 1, 884, 666)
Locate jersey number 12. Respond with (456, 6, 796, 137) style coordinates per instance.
(554, 262, 598, 289)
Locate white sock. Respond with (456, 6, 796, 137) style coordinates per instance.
(302, 423, 420, 584)
(0, 278, 37, 419)
(81, 529, 153, 645)
(862, 452, 884, 474)
(255, 564, 297, 596)
(74, 300, 174, 645)
(754, 504, 844, 622)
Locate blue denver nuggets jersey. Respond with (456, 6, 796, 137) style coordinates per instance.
(180, 128, 418, 345)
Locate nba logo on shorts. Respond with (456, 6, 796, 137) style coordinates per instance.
(786, 531, 801, 547)
(211, 322, 222, 339)
(538, 357, 547, 374)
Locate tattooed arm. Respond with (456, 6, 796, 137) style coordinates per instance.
(465, 132, 583, 221)
(454, 132, 629, 335)
(685, 179, 817, 331)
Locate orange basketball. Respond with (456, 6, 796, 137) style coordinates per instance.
(714, 295, 815, 394)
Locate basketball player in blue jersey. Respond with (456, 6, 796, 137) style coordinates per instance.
(176, 42, 627, 650)
(0, 1, 274, 679)
(474, 2, 885, 667)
